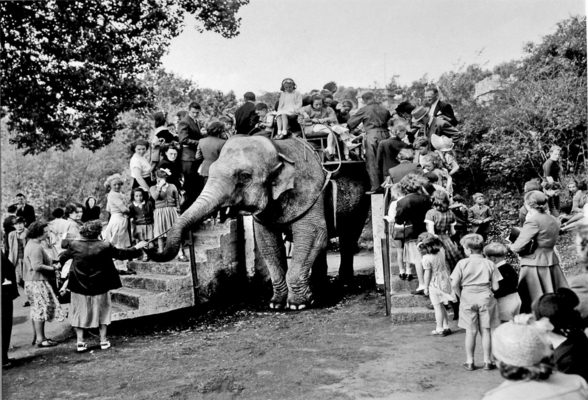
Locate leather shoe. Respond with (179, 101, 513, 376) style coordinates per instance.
(483, 362, 496, 371)
(411, 289, 425, 296)
(406, 274, 414, 281)
(463, 363, 475, 371)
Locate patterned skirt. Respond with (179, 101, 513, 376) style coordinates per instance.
(70, 292, 112, 328)
(24, 281, 66, 322)
(438, 234, 463, 273)
(154, 207, 178, 237)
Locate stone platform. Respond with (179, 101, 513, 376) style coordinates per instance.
(111, 218, 240, 321)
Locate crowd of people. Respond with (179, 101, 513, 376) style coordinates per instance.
(2, 78, 588, 396)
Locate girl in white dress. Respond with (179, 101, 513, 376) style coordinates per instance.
(275, 78, 303, 140)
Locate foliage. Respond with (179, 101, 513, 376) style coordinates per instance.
(0, 0, 248, 154)
(439, 15, 587, 193)
(257, 91, 281, 109)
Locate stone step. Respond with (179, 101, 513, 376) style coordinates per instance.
(130, 261, 191, 276)
(389, 293, 431, 308)
(111, 287, 166, 309)
(120, 273, 192, 292)
(390, 276, 419, 293)
(389, 307, 437, 323)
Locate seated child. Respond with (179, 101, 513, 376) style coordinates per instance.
(484, 242, 521, 322)
(422, 153, 453, 196)
(451, 234, 502, 371)
(254, 102, 276, 138)
(468, 193, 492, 241)
(419, 232, 457, 336)
(275, 78, 303, 140)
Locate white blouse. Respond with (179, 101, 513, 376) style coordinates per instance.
(130, 153, 151, 179)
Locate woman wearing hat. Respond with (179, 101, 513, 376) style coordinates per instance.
(483, 314, 588, 400)
(59, 220, 148, 352)
(102, 174, 132, 271)
(510, 190, 569, 313)
(533, 288, 588, 382)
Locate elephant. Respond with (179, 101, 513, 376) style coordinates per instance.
(148, 135, 370, 310)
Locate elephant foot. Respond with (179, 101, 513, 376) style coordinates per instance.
(286, 292, 314, 311)
(268, 293, 287, 310)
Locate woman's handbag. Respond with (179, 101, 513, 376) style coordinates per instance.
(392, 223, 413, 240)
(509, 226, 537, 257)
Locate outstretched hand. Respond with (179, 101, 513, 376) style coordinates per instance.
(135, 241, 149, 250)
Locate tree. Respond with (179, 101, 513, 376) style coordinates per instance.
(0, 0, 248, 154)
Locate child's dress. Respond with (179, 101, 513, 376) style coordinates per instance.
(149, 183, 180, 238)
(423, 249, 457, 305)
(129, 200, 154, 242)
(276, 91, 302, 116)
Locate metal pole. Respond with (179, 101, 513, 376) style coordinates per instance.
(381, 236, 392, 317)
(188, 229, 199, 305)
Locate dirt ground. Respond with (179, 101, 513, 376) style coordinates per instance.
(3, 267, 506, 400)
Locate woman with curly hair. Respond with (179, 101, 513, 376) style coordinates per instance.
(483, 314, 588, 400)
(59, 220, 148, 352)
(394, 173, 432, 293)
(510, 190, 568, 313)
(23, 221, 66, 348)
(156, 141, 183, 191)
(103, 174, 132, 271)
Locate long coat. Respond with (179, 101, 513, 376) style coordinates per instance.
(59, 239, 141, 296)
(177, 115, 202, 161)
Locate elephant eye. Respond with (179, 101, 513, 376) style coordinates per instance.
(238, 171, 252, 183)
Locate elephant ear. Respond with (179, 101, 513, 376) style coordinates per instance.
(271, 153, 296, 200)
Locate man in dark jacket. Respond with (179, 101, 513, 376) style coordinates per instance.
(13, 194, 35, 227)
(377, 125, 409, 185)
(177, 102, 204, 211)
(411, 106, 460, 150)
(347, 92, 391, 194)
(234, 92, 259, 135)
(424, 87, 458, 127)
(2, 251, 19, 367)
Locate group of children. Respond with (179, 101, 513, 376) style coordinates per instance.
(419, 232, 521, 371)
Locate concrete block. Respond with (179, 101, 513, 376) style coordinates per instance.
(370, 194, 385, 286)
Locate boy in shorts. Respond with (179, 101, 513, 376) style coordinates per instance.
(451, 234, 502, 371)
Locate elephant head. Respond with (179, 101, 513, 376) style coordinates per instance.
(149, 136, 326, 262)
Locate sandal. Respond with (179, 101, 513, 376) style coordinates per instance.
(77, 342, 88, 353)
(37, 340, 58, 348)
(463, 362, 476, 371)
(429, 330, 447, 337)
(100, 341, 111, 350)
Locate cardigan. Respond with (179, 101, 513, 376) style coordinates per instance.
(149, 183, 180, 209)
(60, 239, 141, 296)
(23, 240, 54, 282)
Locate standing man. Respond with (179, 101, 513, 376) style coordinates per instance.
(13, 193, 35, 227)
(424, 87, 458, 127)
(411, 106, 460, 150)
(234, 92, 259, 135)
(347, 92, 391, 194)
(178, 102, 204, 211)
(377, 125, 410, 186)
(544, 145, 562, 212)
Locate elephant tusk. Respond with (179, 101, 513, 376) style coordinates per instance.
(225, 207, 231, 215)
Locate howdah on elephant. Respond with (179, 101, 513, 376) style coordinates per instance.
(149, 135, 370, 310)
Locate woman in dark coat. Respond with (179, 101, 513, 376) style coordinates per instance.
(510, 190, 569, 313)
(59, 221, 147, 352)
(81, 196, 101, 222)
(394, 173, 432, 294)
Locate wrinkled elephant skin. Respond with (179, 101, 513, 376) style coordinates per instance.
(149, 136, 370, 309)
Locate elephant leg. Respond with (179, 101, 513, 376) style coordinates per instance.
(253, 220, 288, 309)
(310, 248, 329, 293)
(287, 202, 328, 310)
(338, 197, 370, 287)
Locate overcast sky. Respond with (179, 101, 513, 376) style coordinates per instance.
(161, 0, 586, 97)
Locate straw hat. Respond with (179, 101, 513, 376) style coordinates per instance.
(492, 314, 553, 367)
(430, 134, 454, 151)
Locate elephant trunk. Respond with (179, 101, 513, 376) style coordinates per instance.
(147, 180, 227, 262)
